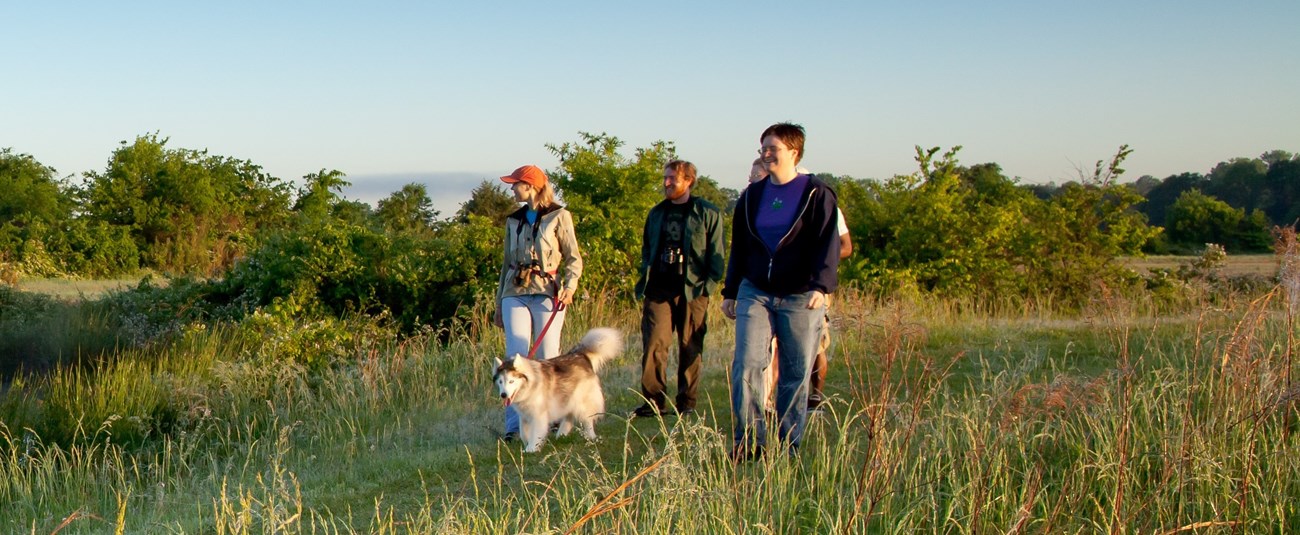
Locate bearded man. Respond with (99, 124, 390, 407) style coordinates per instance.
(631, 160, 725, 417)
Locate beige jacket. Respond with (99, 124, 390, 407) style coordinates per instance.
(496, 204, 583, 302)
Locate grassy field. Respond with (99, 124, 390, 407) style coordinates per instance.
(14, 276, 154, 300)
(1122, 254, 1279, 278)
(9, 254, 1279, 300)
(1, 285, 1298, 533)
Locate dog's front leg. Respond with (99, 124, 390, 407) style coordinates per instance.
(522, 418, 548, 453)
(554, 419, 573, 437)
(579, 417, 598, 441)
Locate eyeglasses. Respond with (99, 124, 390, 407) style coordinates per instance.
(757, 146, 785, 156)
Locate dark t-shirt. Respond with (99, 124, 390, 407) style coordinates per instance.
(645, 200, 690, 299)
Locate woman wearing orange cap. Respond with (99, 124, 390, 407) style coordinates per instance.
(494, 164, 584, 442)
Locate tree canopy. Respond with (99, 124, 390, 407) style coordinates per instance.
(1, 133, 1294, 318)
(80, 134, 293, 273)
(547, 132, 675, 297)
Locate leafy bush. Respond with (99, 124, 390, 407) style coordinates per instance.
(842, 146, 1156, 307)
(1164, 190, 1272, 253)
(235, 308, 396, 373)
(1142, 243, 1277, 307)
(0, 287, 123, 378)
(90, 276, 217, 347)
(78, 133, 293, 275)
(208, 216, 501, 333)
(547, 132, 671, 298)
(47, 218, 141, 278)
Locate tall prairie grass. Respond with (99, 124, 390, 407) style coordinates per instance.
(1, 281, 1298, 533)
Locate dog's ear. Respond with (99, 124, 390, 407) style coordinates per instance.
(494, 357, 503, 368)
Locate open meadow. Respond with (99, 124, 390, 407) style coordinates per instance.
(4, 25, 1298, 531)
(1122, 254, 1280, 279)
(14, 278, 149, 301)
(1, 279, 1298, 534)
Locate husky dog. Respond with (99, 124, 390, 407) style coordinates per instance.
(494, 327, 623, 452)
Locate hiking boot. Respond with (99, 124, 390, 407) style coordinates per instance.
(631, 404, 666, 418)
(728, 444, 764, 464)
(807, 393, 824, 411)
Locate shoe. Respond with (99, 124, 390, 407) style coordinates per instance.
(807, 394, 824, 411)
(677, 407, 696, 417)
(500, 432, 518, 442)
(631, 404, 665, 418)
(728, 444, 763, 464)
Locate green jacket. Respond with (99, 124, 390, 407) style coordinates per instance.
(635, 196, 725, 300)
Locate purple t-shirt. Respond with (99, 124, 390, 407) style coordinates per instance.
(755, 174, 810, 252)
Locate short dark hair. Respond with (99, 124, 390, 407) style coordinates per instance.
(760, 122, 806, 164)
(664, 160, 697, 185)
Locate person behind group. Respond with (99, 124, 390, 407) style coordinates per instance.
(722, 123, 840, 460)
(493, 164, 583, 442)
(807, 172, 851, 411)
(632, 160, 726, 418)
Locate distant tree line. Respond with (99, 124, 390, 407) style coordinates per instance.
(825, 145, 1157, 304)
(1, 133, 1294, 329)
(1028, 149, 1299, 253)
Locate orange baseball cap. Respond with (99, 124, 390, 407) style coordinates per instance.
(500, 165, 548, 189)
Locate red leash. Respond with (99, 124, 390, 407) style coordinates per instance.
(501, 295, 561, 409)
(525, 296, 565, 360)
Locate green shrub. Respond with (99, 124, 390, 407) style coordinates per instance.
(0, 287, 122, 378)
(235, 307, 396, 373)
(842, 146, 1156, 308)
(213, 216, 501, 333)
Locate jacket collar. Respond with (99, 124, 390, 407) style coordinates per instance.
(653, 196, 696, 212)
(507, 203, 564, 222)
(743, 175, 815, 221)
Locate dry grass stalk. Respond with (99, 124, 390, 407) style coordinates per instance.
(563, 454, 667, 535)
(843, 300, 915, 532)
(48, 509, 103, 534)
(839, 296, 963, 534)
(1158, 520, 1239, 535)
(1004, 466, 1043, 535)
(1274, 226, 1300, 311)
(1272, 226, 1298, 430)
(1219, 290, 1275, 369)
(1000, 375, 1105, 431)
(1214, 291, 1289, 443)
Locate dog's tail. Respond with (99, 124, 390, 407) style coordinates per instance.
(575, 327, 623, 372)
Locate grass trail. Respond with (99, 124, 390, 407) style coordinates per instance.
(2, 292, 1298, 532)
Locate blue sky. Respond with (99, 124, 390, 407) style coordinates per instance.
(5, 1, 1298, 214)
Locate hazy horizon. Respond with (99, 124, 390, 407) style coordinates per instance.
(6, 2, 1297, 197)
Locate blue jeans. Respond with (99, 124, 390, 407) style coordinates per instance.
(731, 279, 825, 453)
(502, 294, 567, 434)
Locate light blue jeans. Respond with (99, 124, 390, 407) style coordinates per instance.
(502, 294, 566, 434)
(731, 279, 825, 453)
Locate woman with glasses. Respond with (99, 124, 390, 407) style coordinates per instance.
(721, 123, 840, 461)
